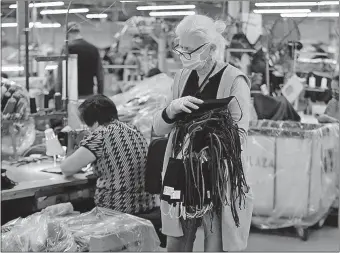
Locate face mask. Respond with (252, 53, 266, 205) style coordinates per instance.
(180, 45, 209, 70)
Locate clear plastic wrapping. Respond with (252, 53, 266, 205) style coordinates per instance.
(246, 120, 339, 229)
(2, 203, 160, 252)
(1, 203, 78, 252)
(65, 207, 160, 252)
(111, 73, 172, 142)
(1, 78, 36, 156)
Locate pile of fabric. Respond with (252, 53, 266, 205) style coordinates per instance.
(111, 73, 172, 142)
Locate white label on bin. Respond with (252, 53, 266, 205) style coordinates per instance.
(171, 190, 181, 200)
(163, 186, 174, 196)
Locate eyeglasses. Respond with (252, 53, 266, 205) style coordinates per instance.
(173, 43, 208, 60)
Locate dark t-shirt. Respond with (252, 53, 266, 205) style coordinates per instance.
(181, 66, 227, 99)
(67, 39, 102, 96)
(161, 66, 228, 124)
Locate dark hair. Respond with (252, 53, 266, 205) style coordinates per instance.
(78, 94, 118, 127)
(67, 22, 80, 34)
(147, 68, 162, 77)
(333, 75, 339, 81)
(1, 72, 8, 79)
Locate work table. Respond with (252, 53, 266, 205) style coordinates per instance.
(2, 160, 95, 201)
(1, 160, 96, 224)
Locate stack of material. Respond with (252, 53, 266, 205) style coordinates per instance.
(2, 203, 160, 252)
(111, 73, 172, 143)
(1, 78, 36, 156)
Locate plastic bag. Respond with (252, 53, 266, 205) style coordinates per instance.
(1, 203, 78, 252)
(111, 73, 172, 142)
(66, 207, 160, 252)
(42, 202, 75, 217)
(2, 204, 160, 252)
(1, 78, 36, 156)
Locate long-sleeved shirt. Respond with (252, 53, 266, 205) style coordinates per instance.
(57, 38, 104, 97)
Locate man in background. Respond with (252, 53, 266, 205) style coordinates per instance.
(317, 75, 339, 123)
(57, 22, 104, 98)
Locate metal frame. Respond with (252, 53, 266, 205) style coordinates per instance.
(337, 3, 340, 229)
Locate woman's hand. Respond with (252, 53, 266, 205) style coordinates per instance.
(166, 96, 203, 119)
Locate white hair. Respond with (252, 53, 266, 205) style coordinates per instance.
(175, 15, 227, 62)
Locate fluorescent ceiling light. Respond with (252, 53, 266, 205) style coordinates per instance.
(86, 13, 108, 19)
(254, 8, 311, 13)
(1, 22, 61, 28)
(137, 5, 195, 11)
(45, 65, 58, 70)
(149, 11, 195, 17)
(2, 66, 24, 72)
(318, 1, 340, 5)
(255, 1, 339, 7)
(9, 1, 64, 8)
(281, 12, 339, 17)
(40, 8, 89, 15)
(298, 58, 337, 64)
(1, 23, 17, 27)
(33, 22, 61, 28)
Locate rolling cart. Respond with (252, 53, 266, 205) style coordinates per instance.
(247, 120, 339, 241)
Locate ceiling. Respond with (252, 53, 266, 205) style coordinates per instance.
(1, 1, 227, 21)
(1, 0, 338, 24)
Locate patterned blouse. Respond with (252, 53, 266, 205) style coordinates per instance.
(80, 120, 156, 214)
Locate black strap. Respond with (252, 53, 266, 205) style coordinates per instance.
(195, 61, 218, 96)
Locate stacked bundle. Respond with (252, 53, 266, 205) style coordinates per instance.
(1, 78, 30, 121)
(1, 78, 36, 156)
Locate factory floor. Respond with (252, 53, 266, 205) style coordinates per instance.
(159, 225, 339, 251)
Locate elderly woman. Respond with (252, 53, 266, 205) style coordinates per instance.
(153, 15, 252, 252)
(61, 94, 156, 215)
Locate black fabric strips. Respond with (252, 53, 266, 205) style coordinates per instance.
(161, 97, 249, 227)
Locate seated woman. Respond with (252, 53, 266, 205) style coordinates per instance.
(250, 73, 301, 121)
(317, 75, 339, 124)
(60, 94, 157, 215)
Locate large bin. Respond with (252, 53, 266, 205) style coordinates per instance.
(246, 120, 338, 239)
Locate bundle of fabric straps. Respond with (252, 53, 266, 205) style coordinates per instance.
(161, 97, 249, 227)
